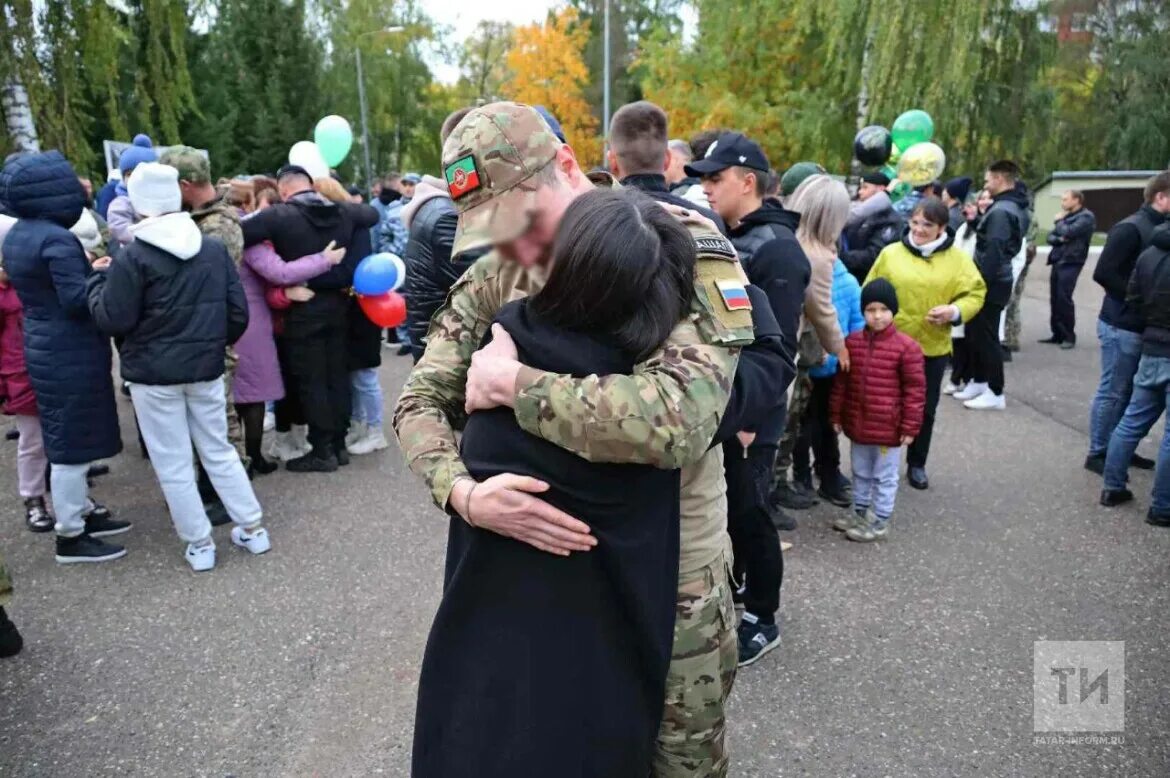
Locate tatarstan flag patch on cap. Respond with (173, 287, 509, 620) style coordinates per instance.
(445, 154, 481, 199)
(715, 279, 752, 311)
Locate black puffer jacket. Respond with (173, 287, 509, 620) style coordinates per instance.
(975, 183, 1031, 306)
(87, 213, 248, 385)
(842, 200, 902, 282)
(403, 195, 478, 361)
(728, 200, 810, 353)
(1127, 224, 1170, 358)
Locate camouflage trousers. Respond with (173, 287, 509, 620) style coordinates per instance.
(0, 549, 12, 607)
(224, 346, 248, 469)
(1003, 249, 1036, 351)
(774, 367, 814, 480)
(653, 556, 738, 777)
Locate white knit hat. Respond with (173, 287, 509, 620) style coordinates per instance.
(128, 162, 181, 217)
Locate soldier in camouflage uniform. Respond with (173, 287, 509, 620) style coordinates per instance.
(393, 103, 753, 776)
(159, 146, 248, 471)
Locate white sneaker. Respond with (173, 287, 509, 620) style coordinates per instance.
(185, 541, 217, 572)
(345, 421, 368, 448)
(290, 425, 313, 457)
(268, 432, 302, 462)
(964, 389, 1006, 411)
(263, 411, 275, 432)
(231, 525, 271, 555)
(348, 426, 389, 456)
(942, 382, 963, 396)
(954, 382, 987, 401)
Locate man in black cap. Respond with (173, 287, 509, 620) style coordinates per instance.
(687, 130, 811, 665)
(842, 171, 902, 282)
(242, 164, 380, 472)
(942, 177, 973, 231)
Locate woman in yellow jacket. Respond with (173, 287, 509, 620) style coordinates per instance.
(866, 197, 986, 491)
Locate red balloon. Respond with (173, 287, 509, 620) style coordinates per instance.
(358, 291, 406, 327)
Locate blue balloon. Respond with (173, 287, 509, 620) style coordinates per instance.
(353, 252, 405, 296)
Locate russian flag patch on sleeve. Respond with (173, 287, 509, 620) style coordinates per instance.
(715, 279, 752, 312)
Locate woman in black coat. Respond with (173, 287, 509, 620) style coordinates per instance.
(0, 151, 125, 564)
(412, 190, 696, 778)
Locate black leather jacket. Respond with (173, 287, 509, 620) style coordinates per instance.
(403, 196, 479, 361)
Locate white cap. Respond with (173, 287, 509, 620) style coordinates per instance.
(128, 162, 181, 218)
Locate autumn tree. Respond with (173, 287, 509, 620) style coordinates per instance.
(503, 7, 601, 166)
(458, 20, 513, 104)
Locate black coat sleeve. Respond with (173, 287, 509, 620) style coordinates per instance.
(86, 253, 142, 336)
(711, 285, 795, 446)
(1093, 223, 1141, 300)
(976, 207, 1014, 283)
(240, 208, 271, 248)
(224, 251, 249, 345)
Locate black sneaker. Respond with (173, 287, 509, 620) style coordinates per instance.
(1100, 489, 1134, 507)
(1037, 336, 1063, 345)
(1084, 455, 1105, 475)
(55, 534, 127, 564)
(907, 466, 929, 491)
(771, 504, 798, 531)
(286, 451, 339, 473)
(81, 499, 112, 523)
(0, 607, 23, 658)
(5, 427, 18, 442)
(737, 618, 781, 667)
(335, 447, 351, 467)
(84, 511, 132, 538)
(24, 497, 54, 533)
(86, 463, 110, 479)
(250, 457, 279, 476)
(817, 479, 852, 508)
(1146, 509, 1170, 528)
(396, 344, 412, 357)
(771, 480, 818, 510)
(1131, 453, 1156, 470)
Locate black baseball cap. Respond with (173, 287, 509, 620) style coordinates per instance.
(861, 171, 891, 187)
(684, 132, 770, 177)
(276, 164, 312, 181)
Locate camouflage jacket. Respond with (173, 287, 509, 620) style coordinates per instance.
(393, 224, 753, 575)
(191, 196, 243, 266)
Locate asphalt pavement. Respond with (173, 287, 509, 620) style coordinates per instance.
(1, 256, 1167, 777)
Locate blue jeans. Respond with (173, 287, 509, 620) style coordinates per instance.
(1089, 320, 1143, 457)
(1103, 356, 1170, 514)
(350, 368, 383, 428)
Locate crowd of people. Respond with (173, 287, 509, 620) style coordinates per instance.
(1, 95, 1168, 778)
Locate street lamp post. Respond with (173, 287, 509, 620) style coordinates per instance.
(602, 0, 610, 164)
(356, 26, 405, 194)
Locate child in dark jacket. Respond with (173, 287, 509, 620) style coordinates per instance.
(831, 279, 926, 541)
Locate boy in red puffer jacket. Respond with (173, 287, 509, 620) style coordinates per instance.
(831, 279, 926, 541)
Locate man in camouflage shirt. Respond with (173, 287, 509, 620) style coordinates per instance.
(159, 147, 248, 477)
(394, 103, 763, 776)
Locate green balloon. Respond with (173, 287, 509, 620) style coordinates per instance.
(891, 110, 934, 151)
(880, 164, 898, 180)
(314, 115, 354, 167)
(889, 180, 913, 203)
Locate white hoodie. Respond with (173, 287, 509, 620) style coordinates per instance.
(129, 211, 203, 259)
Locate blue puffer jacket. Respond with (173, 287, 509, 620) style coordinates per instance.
(0, 151, 122, 464)
(810, 259, 865, 378)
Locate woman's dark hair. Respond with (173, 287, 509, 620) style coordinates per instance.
(530, 188, 696, 361)
(912, 196, 950, 228)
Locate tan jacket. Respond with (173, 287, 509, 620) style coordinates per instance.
(803, 248, 845, 354)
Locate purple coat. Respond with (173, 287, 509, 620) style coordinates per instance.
(234, 241, 332, 403)
(106, 194, 138, 247)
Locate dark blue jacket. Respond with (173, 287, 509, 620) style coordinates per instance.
(975, 184, 1031, 307)
(1094, 204, 1167, 333)
(0, 151, 121, 464)
(87, 216, 248, 385)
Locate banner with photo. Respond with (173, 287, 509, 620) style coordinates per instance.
(102, 141, 209, 180)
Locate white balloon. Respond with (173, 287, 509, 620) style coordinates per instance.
(288, 140, 329, 180)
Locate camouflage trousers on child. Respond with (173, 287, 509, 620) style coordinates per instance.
(653, 555, 739, 777)
(1003, 246, 1036, 351)
(773, 367, 814, 484)
(0, 550, 12, 607)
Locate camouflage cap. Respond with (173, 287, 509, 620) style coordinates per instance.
(159, 145, 211, 184)
(440, 102, 563, 256)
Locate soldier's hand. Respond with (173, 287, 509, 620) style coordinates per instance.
(286, 285, 315, 303)
(465, 325, 522, 414)
(453, 474, 597, 556)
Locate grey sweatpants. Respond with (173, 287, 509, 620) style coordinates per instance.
(850, 443, 902, 522)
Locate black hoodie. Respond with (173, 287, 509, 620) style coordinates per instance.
(1126, 224, 1170, 357)
(974, 183, 1031, 307)
(728, 200, 811, 352)
(241, 189, 379, 291)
